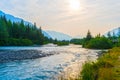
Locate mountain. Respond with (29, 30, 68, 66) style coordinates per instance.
(42, 31, 51, 38)
(45, 31, 72, 41)
(0, 11, 32, 25)
(0, 10, 52, 38)
(104, 27, 120, 37)
(0, 10, 72, 40)
(73, 35, 82, 39)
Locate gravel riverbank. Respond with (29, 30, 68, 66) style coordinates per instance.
(0, 50, 54, 62)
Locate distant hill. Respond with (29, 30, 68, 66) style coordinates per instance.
(45, 31, 72, 41)
(0, 11, 32, 25)
(104, 27, 120, 37)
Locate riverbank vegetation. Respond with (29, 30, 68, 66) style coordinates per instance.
(71, 30, 120, 49)
(83, 36, 113, 49)
(59, 47, 120, 80)
(70, 39, 83, 45)
(53, 39, 69, 46)
(69, 31, 120, 80)
(80, 47, 120, 80)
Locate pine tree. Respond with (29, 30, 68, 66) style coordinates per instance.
(96, 33, 101, 38)
(0, 16, 53, 46)
(0, 16, 9, 40)
(107, 31, 111, 39)
(38, 27, 44, 45)
(86, 30, 92, 41)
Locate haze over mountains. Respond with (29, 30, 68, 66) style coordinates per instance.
(1, 10, 120, 40)
(0, 11, 32, 25)
(104, 27, 120, 37)
(45, 31, 72, 41)
(0, 11, 72, 41)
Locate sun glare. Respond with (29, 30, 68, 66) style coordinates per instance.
(69, 0, 80, 10)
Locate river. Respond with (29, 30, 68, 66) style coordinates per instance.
(0, 44, 100, 80)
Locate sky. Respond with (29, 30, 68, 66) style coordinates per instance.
(0, 0, 120, 37)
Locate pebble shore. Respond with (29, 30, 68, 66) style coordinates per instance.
(0, 50, 53, 62)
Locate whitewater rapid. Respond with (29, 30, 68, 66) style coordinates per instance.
(0, 44, 100, 80)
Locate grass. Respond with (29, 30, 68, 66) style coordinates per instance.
(79, 47, 120, 80)
(58, 47, 120, 80)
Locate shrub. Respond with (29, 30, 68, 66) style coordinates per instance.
(85, 37, 113, 49)
(81, 63, 95, 80)
(7, 38, 33, 46)
(80, 47, 120, 80)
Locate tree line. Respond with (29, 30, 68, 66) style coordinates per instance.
(71, 30, 120, 49)
(0, 16, 70, 46)
(2, 15, 119, 48)
(0, 16, 67, 46)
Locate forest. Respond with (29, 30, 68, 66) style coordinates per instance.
(0, 16, 69, 46)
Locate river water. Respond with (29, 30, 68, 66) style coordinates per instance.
(0, 44, 99, 80)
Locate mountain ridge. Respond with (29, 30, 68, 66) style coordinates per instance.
(0, 10, 72, 41)
(104, 27, 120, 37)
(45, 30, 72, 41)
(0, 11, 32, 25)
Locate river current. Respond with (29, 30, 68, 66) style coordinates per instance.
(0, 44, 99, 80)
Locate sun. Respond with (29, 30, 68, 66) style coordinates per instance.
(69, 0, 80, 10)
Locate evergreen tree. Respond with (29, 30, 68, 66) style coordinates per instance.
(7, 20, 13, 38)
(107, 31, 111, 39)
(86, 30, 92, 41)
(0, 16, 9, 40)
(38, 27, 44, 44)
(112, 31, 117, 39)
(0, 16, 59, 46)
(96, 33, 101, 38)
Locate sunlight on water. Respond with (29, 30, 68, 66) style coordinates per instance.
(0, 44, 100, 80)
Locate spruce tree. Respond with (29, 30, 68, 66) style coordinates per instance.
(107, 31, 111, 39)
(0, 16, 9, 40)
(86, 30, 92, 41)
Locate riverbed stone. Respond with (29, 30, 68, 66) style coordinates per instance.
(0, 50, 53, 62)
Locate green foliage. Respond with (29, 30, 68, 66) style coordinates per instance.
(53, 40, 69, 46)
(80, 47, 120, 80)
(85, 37, 113, 49)
(86, 30, 92, 41)
(82, 31, 113, 49)
(0, 16, 9, 40)
(9, 38, 33, 46)
(70, 39, 83, 45)
(0, 16, 70, 46)
(113, 37, 120, 47)
(81, 63, 95, 80)
(0, 16, 53, 46)
(70, 31, 116, 49)
(0, 38, 33, 46)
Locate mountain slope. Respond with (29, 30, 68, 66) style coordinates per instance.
(45, 31, 72, 41)
(73, 35, 82, 39)
(0, 10, 51, 38)
(0, 10, 72, 40)
(0, 11, 32, 25)
(104, 27, 120, 37)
